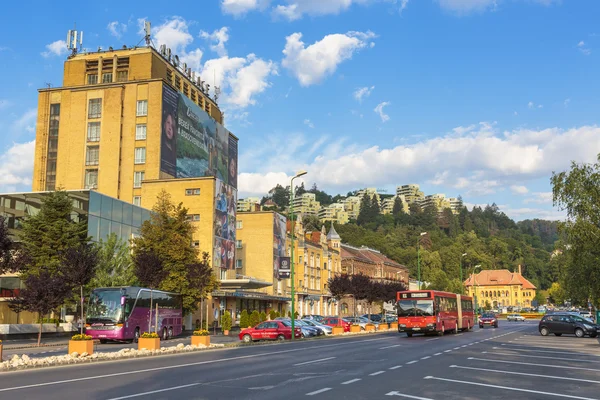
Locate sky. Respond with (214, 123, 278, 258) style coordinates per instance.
(0, 0, 599, 221)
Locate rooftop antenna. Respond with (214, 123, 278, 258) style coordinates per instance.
(144, 21, 151, 46)
(66, 26, 83, 57)
(214, 86, 221, 104)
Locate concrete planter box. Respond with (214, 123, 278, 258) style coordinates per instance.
(191, 336, 210, 347)
(350, 325, 361, 333)
(0, 343, 3, 361)
(332, 326, 345, 335)
(390, 322, 399, 330)
(365, 324, 375, 332)
(378, 323, 389, 330)
(138, 338, 160, 351)
(68, 340, 93, 355)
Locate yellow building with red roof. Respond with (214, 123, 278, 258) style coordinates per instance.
(464, 265, 537, 309)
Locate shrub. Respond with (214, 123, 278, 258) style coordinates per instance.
(193, 329, 209, 336)
(259, 311, 267, 322)
(221, 311, 232, 331)
(269, 310, 277, 321)
(240, 309, 249, 328)
(287, 311, 291, 318)
(71, 334, 92, 341)
(140, 332, 159, 339)
(249, 310, 260, 327)
(274, 311, 280, 318)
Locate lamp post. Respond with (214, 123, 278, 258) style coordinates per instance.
(472, 265, 481, 316)
(289, 170, 307, 341)
(460, 253, 467, 294)
(417, 232, 427, 290)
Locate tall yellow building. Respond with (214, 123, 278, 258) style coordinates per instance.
(464, 266, 537, 309)
(318, 203, 349, 224)
(293, 193, 321, 217)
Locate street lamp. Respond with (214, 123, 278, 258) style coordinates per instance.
(460, 253, 467, 294)
(417, 232, 427, 290)
(472, 265, 481, 316)
(289, 170, 307, 341)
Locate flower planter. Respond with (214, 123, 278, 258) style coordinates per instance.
(350, 325, 361, 333)
(223, 330, 230, 336)
(68, 340, 94, 355)
(390, 322, 399, 330)
(332, 326, 345, 335)
(365, 324, 375, 332)
(378, 323, 389, 330)
(138, 338, 161, 351)
(192, 336, 210, 347)
(0, 343, 3, 361)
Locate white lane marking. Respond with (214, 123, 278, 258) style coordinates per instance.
(421, 356, 431, 360)
(455, 333, 463, 336)
(450, 365, 600, 384)
(425, 338, 439, 342)
(294, 357, 336, 366)
(493, 346, 600, 356)
(106, 383, 202, 400)
(453, 347, 460, 350)
(485, 351, 600, 363)
(385, 392, 434, 399)
(389, 365, 403, 370)
(0, 337, 389, 393)
(434, 353, 442, 356)
(306, 388, 332, 396)
(423, 376, 594, 399)
(444, 350, 452, 353)
(468, 357, 600, 372)
(461, 345, 467, 348)
(341, 379, 362, 385)
(370, 371, 386, 376)
(406, 360, 418, 364)
(380, 344, 403, 349)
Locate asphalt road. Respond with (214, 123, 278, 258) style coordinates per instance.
(1, 320, 599, 400)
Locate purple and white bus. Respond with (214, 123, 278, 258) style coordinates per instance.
(85, 287, 183, 343)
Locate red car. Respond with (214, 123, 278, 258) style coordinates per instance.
(321, 317, 351, 332)
(479, 313, 498, 328)
(239, 320, 302, 342)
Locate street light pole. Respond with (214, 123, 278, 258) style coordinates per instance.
(472, 265, 481, 316)
(460, 253, 467, 294)
(417, 232, 427, 290)
(289, 170, 307, 341)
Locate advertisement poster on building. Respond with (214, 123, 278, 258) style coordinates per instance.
(214, 179, 237, 269)
(273, 213, 287, 278)
(228, 135, 238, 189)
(160, 86, 179, 177)
(216, 125, 229, 184)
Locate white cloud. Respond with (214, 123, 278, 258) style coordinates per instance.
(564, 98, 571, 107)
(12, 109, 37, 135)
(152, 17, 194, 55)
(353, 86, 374, 102)
(0, 141, 35, 190)
(282, 31, 376, 86)
(181, 49, 204, 71)
(200, 27, 230, 57)
(577, 40, 591, 55)
(272, 0, 370, 20)
(514, 111, 518, 116)
(510, 185, 529, 195)
(304, 119, 315, 128)
(399, 0, 409, 13)
(238, 171, 297, 195)
(41, 40, 67, 58)
(374, 101, 390, 122)
(528, 101, 542, 109)
(221, 0, 271, 16)
(524, 191, 553, 204)
(107, 21, 127, 39)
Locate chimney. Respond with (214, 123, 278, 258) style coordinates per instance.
(518, 264, 522, 275)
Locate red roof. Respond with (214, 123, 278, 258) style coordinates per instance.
(464, 269, 536, 289)
(341, 244, 406, 269)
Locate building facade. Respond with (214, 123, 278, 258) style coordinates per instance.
(357, 188, 381, 205)
(237, 197, 261, 212)
(397, 184, 425, 205)
(380, 195, 409, 215)
(292, 193, 321, 217)
(318, 203, 349, 225)
(464, 266, 537, 310)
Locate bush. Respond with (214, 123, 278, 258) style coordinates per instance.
(269, 310, 277, 320)
(71, 334, 92, 341)
(274, 311, 280, 318)
(259, 311, 267, 322)
(240, 310, 249, 328)
(221, 311, 232, 331)
(249, 310, 260, 327)
(193, 329, 209, 336)
(287, 311, 291, 318)
(39, 318, 62, 326)
(140, 332, 159, 339)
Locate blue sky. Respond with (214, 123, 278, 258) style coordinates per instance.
(0, 0, 599, 221)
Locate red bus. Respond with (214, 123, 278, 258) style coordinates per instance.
(396, 290, 474, 337)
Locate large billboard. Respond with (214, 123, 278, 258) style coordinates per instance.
(214, 178, 237, 269)
(273, 213, 289, 279)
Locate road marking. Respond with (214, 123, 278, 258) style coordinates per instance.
(468, 357, 600, 372)
(306, 388, 332, 396)
(485, 351, 600, 363)
(434, 353, 442, 356)
(461, 345, 467, 348)
(380, 344, 402, 349)
(294, 357, 336, 366)
(453, 347, 460, 350)
(106, 383, 202, 399)
(389, 365, 403, 370)
(385, 392, 434, 399)
(444, 350, 451, 353)
(425, 338, 439, 342)
(406, 360, 418, 364)
(492, 346, 600, 356)
(450, 365, 600, 384)
(421, 356, 431, 360)
(455, 333, 463, 336)
(370, 371, 385, 376)
(0, 337, 389, 393)
(423, 376, 594, 399)
(341, 379, 362, 385)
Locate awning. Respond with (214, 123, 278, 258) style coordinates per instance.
(212, 290, 291, 302)
(219, 278, 272, 290)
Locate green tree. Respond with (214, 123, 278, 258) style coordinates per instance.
(547, 282, 566, 305)
(370, 194, 380, 216)
(534, 291, 547, 306)
(221, 310, 232, 332)
(87, 234, 137, 290)
(259, 311, 267, 322)
(392, 197, 403, 216)
(249, 310, 260, 327)
(269, 309, 277, 321)
(357, 194, 372, 225)
(302, 214, 322, 232)
(240, 310, 249, 328)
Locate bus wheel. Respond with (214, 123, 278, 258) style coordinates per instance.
(168, 327, 173, 339)
(134, 328, 140, 343)
(99, 339, 107, 344)
(162, 327, 168, 341)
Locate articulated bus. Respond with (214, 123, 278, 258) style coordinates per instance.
(396, 290, 474, 337)
(85, 287, 183, 343)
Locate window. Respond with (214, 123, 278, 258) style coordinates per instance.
(136, 100, 148, 116)
(88, 99, 102, 118)
(299, 280, 303, 288)
(102, 73, 113, 83)
(236, 240, 242, 249)
(236, 221, 243, 229)
(236, 259, 243, 269)
(186, 214, 200, 222)
(86, 146, 99, 166)
(192, 240, 200, 248)
(87, 122, 101, 142)
(133, 171, 144, 188)
(185, 188, 201, 196)
(134, 147, 146, 164)
(116, 70, 128, 82)
(87, 74, 98, 84)
(133, 196, 141, 206)
(135, 124, 146, 140)
(84, 170, 98, 189)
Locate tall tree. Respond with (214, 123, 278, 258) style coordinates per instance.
(357, 195, 372, 225)
(349, 273, 371, 317)
(86, 234, 137, 290)
(328, 273, 352, 325)
(133, 249, 169, 332)
(370, 194, 380, 217)
(0, 215, 27, 274)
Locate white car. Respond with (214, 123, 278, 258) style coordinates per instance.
(507, 313, 526, 322)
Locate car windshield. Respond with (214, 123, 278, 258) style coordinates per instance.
(396, 300, 434, 317)
(482, 313, 495, 318)
(573, 315, 593, 323)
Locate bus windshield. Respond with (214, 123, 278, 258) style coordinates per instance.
(87, 290, 123, 323)
(397, 299, 434, 317)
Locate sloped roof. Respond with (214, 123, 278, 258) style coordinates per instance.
(341, 244, 407, 269)
(464, 269, 536, 289)
(327, 224, 341, 240)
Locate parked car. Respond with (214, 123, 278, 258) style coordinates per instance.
(321, 316, 351, 332)
(302, 315, 324, 322)
(580, 311, 594, 321)
(361, 314, 382, 322)
(539, 313, 599, 338)
(344, 316, 379, 330)
(301, 319, 332, 335)
(239, 320, 302, 343)
(507, 313, 526, 322)
(479, 313, 498, 328)
(294, 319, 321, 337)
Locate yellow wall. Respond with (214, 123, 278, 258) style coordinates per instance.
(467, 284, 536, 308)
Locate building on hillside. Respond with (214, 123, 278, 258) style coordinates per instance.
(292, 193, 321, 217)
(357, 188, 381, 205)
(419, 194, 451, 212)
(319, 203, 349, 225)
(464, 266, 537, 310)
(0, 190, 151, 323)
(340, 196, 361, 220)
(237, 197, 261, 212)
(397, 184, 425, 205)
(381, 195, 409, 215)
(448, 197, 462, 214)
(340, 244, 409, 317)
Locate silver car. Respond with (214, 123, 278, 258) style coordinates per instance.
(301, 319, 332, 335)
(343, 316, 379, 330)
